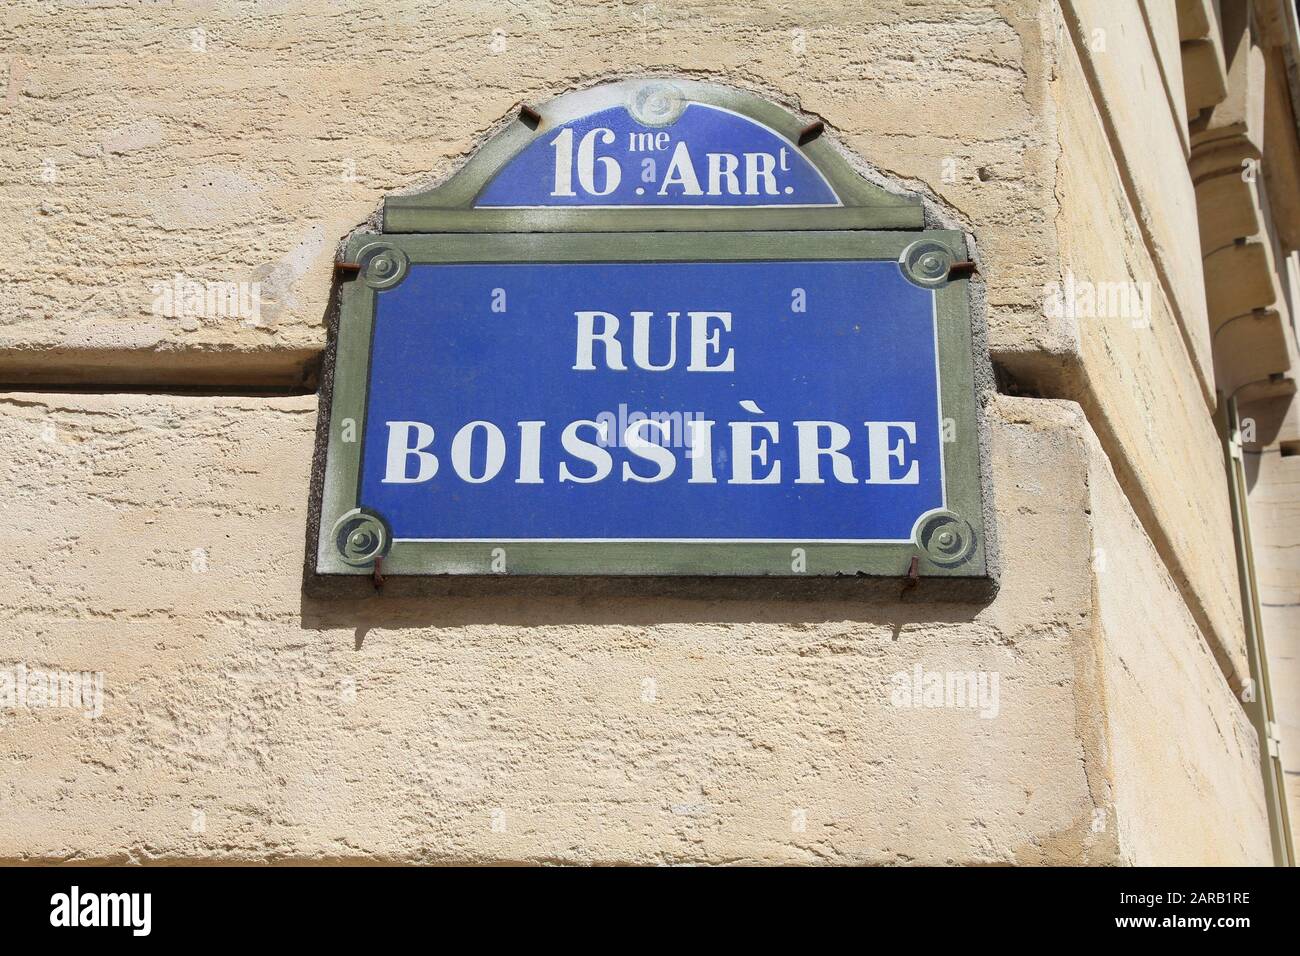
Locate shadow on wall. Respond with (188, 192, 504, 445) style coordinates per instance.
(1240, 392, 1297, 491)
(298, 586, 990, 651)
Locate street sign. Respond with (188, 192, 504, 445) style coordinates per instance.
(475, 97, 839, 208)
(314, 81, 991, 586)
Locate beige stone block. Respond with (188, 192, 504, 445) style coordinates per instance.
(1084, 415, 1272, 865)
(0, 390, 1271, 864)
(796, 3, 1062, 356)
(1196, 170, 1260, 250)
(1262, 46, 1300, 252)
(1050, 19, 1249, 690)
(1244, 442, 1300, 854)
(0, 1, 1277, 866)
(1263, 596, 1300, 853)
(1188, 135, 1297, 404)
(1175, 0, 1218, 41)
(1142, 0, 1190, 143)
(1240, 392, 1300, 449)
(1204, 238, 1279, 326)
(0, 0, 1061, 389)
(12, 394, 1046, 862)
(1182, 37, 1231, 116)
(1060, 0, 1213, 394)
(1212, 309, 1292, 397)
(1246, 446, 1300, 608)
(1197, 0, 1265, 141)
(1189, 131, 1259, 182)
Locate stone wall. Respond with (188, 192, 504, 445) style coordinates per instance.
(0, 391, 1268, 864)
(0, 0, 1278, 864)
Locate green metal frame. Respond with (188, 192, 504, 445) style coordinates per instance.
(313, 79, 990, 584)
(316, 229, 986, 579)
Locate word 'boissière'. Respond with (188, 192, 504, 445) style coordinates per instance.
(381, 309, 922, 487)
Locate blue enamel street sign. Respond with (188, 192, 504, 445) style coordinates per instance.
(363, 259, 940, 541)
(475, 101, 840, 208)
(315, 80, 989, 585)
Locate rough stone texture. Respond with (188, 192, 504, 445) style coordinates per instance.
(1253, 451, 1300, 853)
(1140, 0, 1190, 153)
(1262, 43, 1300, 252)
(0, 1, 1243, 674)
(0, 0, 1056, 386)
(1242, 392, 1300, 853)
(1085, 415, 1272, 865)
(0, 391, 1268, 864)
(1052, 5, 1248, 689)
(0, 1, 1275, 864)
(1059, 0, 1211, 397)
(0, 392, 1087, 863)
(1182, 36, 1230, 116)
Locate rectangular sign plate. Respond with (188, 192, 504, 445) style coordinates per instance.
(315, 231, 987, 579)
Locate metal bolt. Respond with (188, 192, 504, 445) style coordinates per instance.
(798, 120, 825, 146)
(919, 252, 946, 277)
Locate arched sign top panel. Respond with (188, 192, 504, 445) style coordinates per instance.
(382, 79, 924, 232)
(474, 102, 842, 209)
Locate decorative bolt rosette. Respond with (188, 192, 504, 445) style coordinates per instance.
(355, 242, 410, 291)
(332, 507, 391, 566)
(898, 239, 956, 288)
(630, 81, 686, 127)
(915, 510, 977, 567)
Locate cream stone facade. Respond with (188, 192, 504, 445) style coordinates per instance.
(0, 0, 1297, 865)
